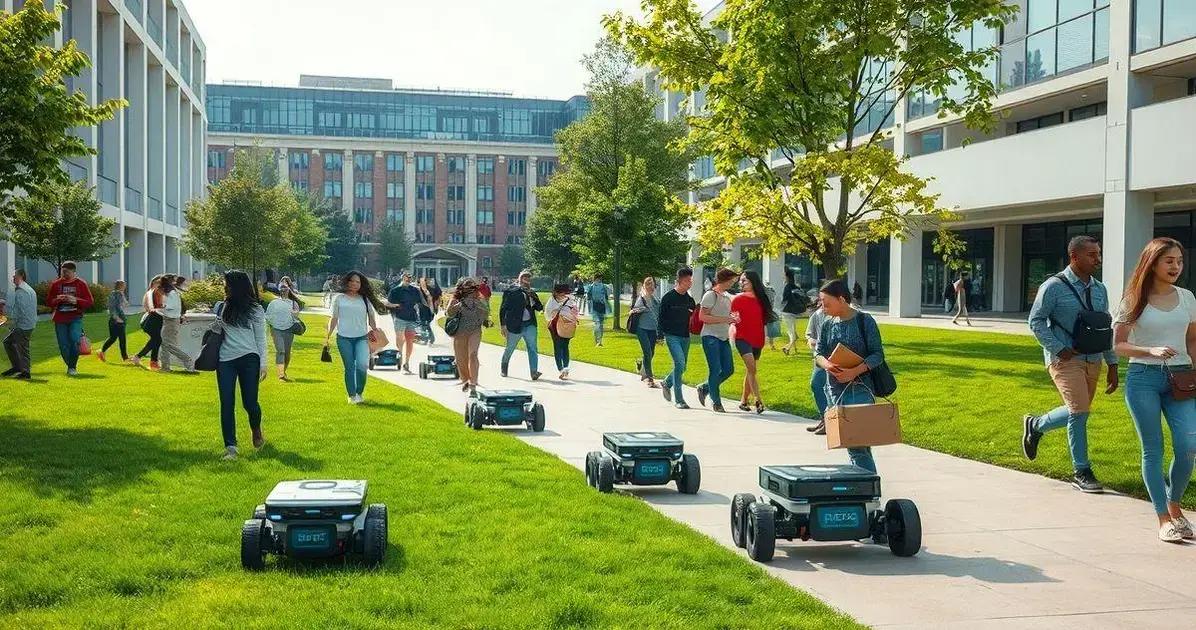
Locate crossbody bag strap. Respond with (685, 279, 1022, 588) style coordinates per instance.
(1047, 274, 1081, 336)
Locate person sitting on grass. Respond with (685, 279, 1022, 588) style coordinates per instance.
(214, 270, 268, 461)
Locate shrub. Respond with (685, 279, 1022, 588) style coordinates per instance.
(33, 281, 110, 315)
(183, 278, 225, 310)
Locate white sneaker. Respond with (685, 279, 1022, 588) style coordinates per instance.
(222, 446, 238, 461)
(562, 368, 570, 379)
(355, 394, 365, 404)
(1173, 515, 1195, 540)
(67, 368, 78, 376)
(348, 396, 359, 405)
(1159, 521, 1184, 543)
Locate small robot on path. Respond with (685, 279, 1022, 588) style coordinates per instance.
(241, 480, 388, 571)
(419, 354, 459, 379)
(464, 388, 545, 432)
(586, 432, 700, 494)
(731, 464, 920, 562)
(368, 349, 401, 371)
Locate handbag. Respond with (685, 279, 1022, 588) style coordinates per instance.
(444, 312, 462, 337)
(855, 313, 897, 397)
(1166, 362, 1196, 401)
(367, 327, 389, 354)
(320, 345, 333, 363)
(289, 318, 307, 336)
(626, 297, 642, 334)
(195, 302, 225, 372)
(77, 332, 91, 356)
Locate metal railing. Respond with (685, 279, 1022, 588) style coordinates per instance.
(148, 195, 162, 220)
(124, 186, 142, 214)
(166, 202, 179, 226)
(64, 160, 88, 183)
(98, 175, 118, 205)
(147, 15, 163, 49)
(125, 0, 143, 24)
(167, 37, 178, 67)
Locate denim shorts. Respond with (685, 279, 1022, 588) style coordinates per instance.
(392, 317, 420, 337)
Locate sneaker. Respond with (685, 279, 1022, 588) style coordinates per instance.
(149, 361, 161, 371)
(1, 368, 17, 377)
(1022, 414, 1042, 461)
(402, 364, 413, 375)
(662, 384, 673, 403)
(635, 359, 644, 376)
(531, 371, 542, 381)
(15, 372, 31, 380)
(348, 396, 359, 405)
(1159, 521, 1184, 543)
(1072, 469, 1104, 494)
(252, 428, 264, 449)
(697, 384, 709, 408)
(129, 356, 141, 367)
(675, 402, 690, 410)
(562, 368, 569, 379)
(222, 446, 238, 461)
(96, 351, 106, 363)
(66, 368, 78, 376)
(356, 395, 365, 404)
(807, 420, 825, 433)
(711, 404, 726, 413)
(737, 403, 752, 412)
(501, 366, 509, 378)
(1172, 515, 1195, 540)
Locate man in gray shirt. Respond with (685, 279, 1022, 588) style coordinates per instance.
(3, 269, 37, 379)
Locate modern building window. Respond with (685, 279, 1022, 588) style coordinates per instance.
(416, 155, 435, 172)
(354, 181, 372, 198)
(1068, 101, 1107, 121)
(447, 156, 465, 173)
(477, 185, 493, 201)
(477, 209, 495, 226)
(507, 210, 527, 226)
(1188, 77, 1196, 95)
(289, 151, 309, 169)
(448, 233, 465, 244)
(323, 180, 342, 198)
(482, 257, 492, 268)
(446, 209, 465, 225)
(386, 153, 404, 172)
(919, 128, 944, 154)
(477, 158, 494, 174)
(508, 159, 526, 176)
(447, 185, 465, 201)
(387, 182, 404, 199)
(385, 207, 404, 224)
(207, 150, 226, 169)
(354, 153, 373, 173)
(417, 183, 435, 200)
(1137, 0, 1196, 52)
(693, 156, 715, 180)
(508, 186, 526, 202)
(1014, 111, 1065, 133)
(324, 152, 343, 170)
(353, 208, 374, 224)
(416, 208, 434, 224)
(536, 159, 556, 184)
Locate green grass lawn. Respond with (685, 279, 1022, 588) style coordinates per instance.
(483, 312, 1194, 509)
(0, 313, 858, 628)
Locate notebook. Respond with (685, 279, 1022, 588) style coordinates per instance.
(828, 343, 864, 369)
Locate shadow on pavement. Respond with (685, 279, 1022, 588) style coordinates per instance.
(771, 545, 1059, 584)
(632, 487, 731, 505)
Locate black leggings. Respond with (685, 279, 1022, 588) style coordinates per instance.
(137, 313, 162, 361)
(102, 317, 128, 360)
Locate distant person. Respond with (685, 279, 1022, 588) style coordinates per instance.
(446, 277, 490, 393)
(46, 261, 94, 376)
(418, 276, 437, 346)
(572, 274, 587, 316)
(1113, 237, 1196, 543)
(191, 270, 200, 281)
(322, 276, 334, 308)
(478, 276, 493, 302)
(658, 267, 697, 409)
(2, 268, 36, 380)
(763, 282, 781, 351)
(266, 283, 303, 381)
(952, 271, 972, 326)
(731, 270, 774, 413)
(696, 268, 740, 413)
(632, 277, 661, 388)
(98, 279, 134, 365)
(136, 275, 166, 369)
(545, 283, 579, 380)
(943, 281, 955, 313)
(805, 299, 831, 434)
(325, 270, 386, 404)
(815, 279, 887, 473)
(853, 281, 863, 303)
(1022, 235, 1118, 494)
(158, 275, 196, 372)
(499, 269, 543, 380)
(588, 274, 610, 346)
(214, 270, 268, 461)
(780, 268, 808, 356)
(384, 271, 425, 374)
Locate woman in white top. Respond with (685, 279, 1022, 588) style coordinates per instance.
(1113, 237, 1196, 543)
(215, 270, 269, 460)
(158, 274, 195, 372)
(696, 268, 741, 413)
(266, 285, 303, 381)
(545, 283, 579, 380)
(324, 270, 385, 405)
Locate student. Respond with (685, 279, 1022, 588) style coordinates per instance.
(952, 271, 972, 326)
(418, 276, 437, 346)
(942, 281, 956, 314)
(780, 268, 807, 356)
(763, 283, 781, 351)
(1022, 235, 1119, 494)
(98, 280, 135, 365)
(158, 275, 196, 372)
(384, 271, 425, 374)
(2, 269, 36, 380)
(588, 274, 610, 346)
(572, 274, 587, 316)
(266, 284, 303, 381)
(499, 270, 544, 379)
(731, 270, 775, 414)
(322, 276, 334, 308)
(658, 267, 697, 409)
(814, 279, 886, 473)
(805, 299, 831, 434)
(545, 283, 579, 380)
(696, 268, 740, 413)
(1113, 237, 1196, 543)
(136, 275, 165, 368)
(632, 277, 661, 388)
(46, 261, 94, 376)
(214, 270, 268, 461)
(325, 271, 386, 404)
(478, 276, 493, 302)
(446, 277, 490, 393)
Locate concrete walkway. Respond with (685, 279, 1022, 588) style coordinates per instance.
(360, 328, 1194, 629)
(864, 309, 1032, 336)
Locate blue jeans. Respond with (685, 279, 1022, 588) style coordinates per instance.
(217, 353, 262, 448)
(700, 335, 734, 406)
(592, 314, 605, 344)
(636, 328, 657, 378)
(502, 324, 539, 375)
(1124, 363, 1196, 515)
(827, 382, 878, 473)
(550, 330, 570, 372)
(811, 366, 829, 418)
(55, 318, 83, 369)
(336, 335, 369, 396)
(662, 334, 691, 405)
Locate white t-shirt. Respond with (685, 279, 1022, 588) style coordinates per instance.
(700, 290, 732, 340)
(1123, 286, 1196, 365)
(266, 297, 300, 330)
(332, 293, 373, 339)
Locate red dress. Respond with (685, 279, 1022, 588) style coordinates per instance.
(731, 292, 765, 349)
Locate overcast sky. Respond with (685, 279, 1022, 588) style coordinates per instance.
(186, 0, 652, 100)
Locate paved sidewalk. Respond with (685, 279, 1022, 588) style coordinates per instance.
(361, 329, 1194, 629)
(864, 310, 1032, 336)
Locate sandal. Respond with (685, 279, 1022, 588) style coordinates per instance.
(755, 400, 765, 415)
(737, 403, 752, 412)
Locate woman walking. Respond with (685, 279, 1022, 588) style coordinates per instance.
(814, 279, 887, 473)
(266, 284, 303, 381)
(632, 277, 662, 388)
(324, 271, 385, 404)
(952, 272, 973, 326)
(696, 268, 740, 413)
(1113, 237, 1196, 543)
(732, 271, 775, 413)
(589, 275, 610, 346)
(546, 283, 579, 380)
(419, 276, 437, 346)
(158, 275, 196, 372)
(446, 277, 490, 392)
(780, 268, 807, 356)
(98, 280, 135, 365)
(135, 275, 165, 368)
(214, 270, 268, 460)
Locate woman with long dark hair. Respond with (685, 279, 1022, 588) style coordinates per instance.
(266, 284, 304, 381)
(446, 277, 489, 392)
(135, 274, 165, 368)
(324, 271, 386, 404)
(98, 279, 132, 364)
(215, 270, 268, 460)
(1113, 237, 1196, 543)
(545, 283, 579, 380)
(731, 270, 775, 414)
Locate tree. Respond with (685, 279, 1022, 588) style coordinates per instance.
(377, 220, 413, 274)
(0, 180, 119, 273)
(607, 0, 1017, 277)
(0, 3, 124, 222)
(282, 190, 330, 275)
(524, 203, 581, 280)
(311, 196, 360, 275)
(498, 243, 527, 278)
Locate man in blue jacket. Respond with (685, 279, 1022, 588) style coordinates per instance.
(499, 270, 543, 380)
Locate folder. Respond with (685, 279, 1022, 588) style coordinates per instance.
(828, 343, 864, 369)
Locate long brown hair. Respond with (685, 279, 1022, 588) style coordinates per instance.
(1121, 237, 1185, 325)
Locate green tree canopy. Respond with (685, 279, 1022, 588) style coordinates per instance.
(282, 190, 330, 276)
(377, 220, 413, 274)
(497, 243, 527, 278)
(0, 3, 124, 221)
(1, 180, 120, 273)
(607, 0, 1016, 276)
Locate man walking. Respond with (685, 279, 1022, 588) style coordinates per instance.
(658, 267, 697, 409)
(47, 261, 94, 375)
(499, 269, 543, 380)
(2, 269, 37, 380)
(384, 271, 426, 374)
(1023, 235, 1118, 493)
(588, 274, 610, 346)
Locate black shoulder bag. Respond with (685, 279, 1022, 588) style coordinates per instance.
(626, 296, 643, 334)
(195, 302, 225, 372)
(855, 313, 897, 397)
(1048, 274, 1113, 356)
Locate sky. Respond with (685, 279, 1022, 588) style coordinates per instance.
(185, 0, 649, 100)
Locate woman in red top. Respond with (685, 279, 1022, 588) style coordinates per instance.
(731, 270, 775, 414)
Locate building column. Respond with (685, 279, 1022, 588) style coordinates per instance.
(341, 149, 353, 214)
(276, 149, 288, 186)
(847, 247, 868, 301)
(2, 242, 15, 298)
(526, 156, 538, 218)
(687, 242, 705, 302)
(404, 151, 417, 236)
(128, 229, 148, 299)
(992, 224, 1023, 312)
(888, 232, 922, 318)
(761, 252, 785, 294)
(465, 154, 478, 244)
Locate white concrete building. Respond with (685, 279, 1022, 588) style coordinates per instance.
(1, 0, 208, 300)
(667, 0, 1196, 315)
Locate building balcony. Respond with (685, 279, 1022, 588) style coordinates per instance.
(125, 186, 143, 214)
(147, 15, 163, 49)
(148, 195, 162, 220)
(64, 160, 88, 183)
(98, 174, 118, 205)
(166, 202, 179, 226)
(1130, 94, 1196, 191)
(125, 0, 143, 24)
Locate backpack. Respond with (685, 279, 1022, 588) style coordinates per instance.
(1048, 274, 1113, 356)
